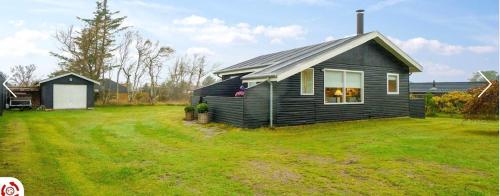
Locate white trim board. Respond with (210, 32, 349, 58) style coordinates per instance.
(323, 68, 364, 105)
(237, 31, 423, 83)
(387, 73, 400, 95)
(300, 68, 314, 95)
(39, 72, 100, 85)
(275, 32, 422, 82)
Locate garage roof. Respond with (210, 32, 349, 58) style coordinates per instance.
(39, 73, 100, 85)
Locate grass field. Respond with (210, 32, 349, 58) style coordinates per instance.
(0, 106, 497, 195)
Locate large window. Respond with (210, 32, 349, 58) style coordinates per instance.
(324, 69, 363, 104)
(301, 68, 314, 95)
(387, 73, 399, 94)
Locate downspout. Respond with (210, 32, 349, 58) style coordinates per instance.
(269, 81, 273, 127)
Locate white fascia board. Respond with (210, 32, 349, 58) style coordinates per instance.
(274, 32, 423, 82)
(372, 32, 423, 72)
(39, 72, 100, 85)
(276, 33, 377, 81)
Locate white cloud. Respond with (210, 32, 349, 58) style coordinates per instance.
(423, 62, 465, 77)
(8, 20, 24, 28)
(186, 47, 215, 56)
(171, 15, 306, 44)
(389, 36, 497, 55)
(368, 0, 407, 11)
(173, 15, 208, 25)
(0, 29, 50, 57)
(254, 25, 306, 43)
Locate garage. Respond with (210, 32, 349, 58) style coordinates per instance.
(40, 73, 99, 109)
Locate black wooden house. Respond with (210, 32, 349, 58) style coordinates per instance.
(193, 10, 425, 128)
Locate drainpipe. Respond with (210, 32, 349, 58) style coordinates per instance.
(269, 82, 273, 127)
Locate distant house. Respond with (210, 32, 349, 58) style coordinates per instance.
(193, 10, 425, 128)
(410, 81, 487, 98)
(98, 79, 128, 93)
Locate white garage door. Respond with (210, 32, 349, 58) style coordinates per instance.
(53, 84, 87, 109)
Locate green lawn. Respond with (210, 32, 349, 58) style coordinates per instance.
(0, 106, 497, 195)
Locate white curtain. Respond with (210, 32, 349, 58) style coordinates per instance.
(324, 71, 343, 87)
(346, 72, 362, 88)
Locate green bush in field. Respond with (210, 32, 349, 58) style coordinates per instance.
(196, 103, 209, 113)
(184, 105, 195, 112)
(425, 92, 437, 117)
(434, 91, 473, 115)
(463, 80, 499, 120)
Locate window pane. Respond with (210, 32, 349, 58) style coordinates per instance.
(301, 69, 313, 94)
(324, 71, 343, 87)
(325, 87, 344, 103)
(346, 88, 361, 102)
(346, 72, 361, 88)
(388, 74, 398, 93)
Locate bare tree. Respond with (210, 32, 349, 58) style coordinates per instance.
(10, 64, 38, 87)
(115, 31, 133, 103)
(194, 55, 208, 88)
(143, 41, 174, 104)
(125, 32, 149, 102)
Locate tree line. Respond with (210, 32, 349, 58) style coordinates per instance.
(3, 0, 218, 105)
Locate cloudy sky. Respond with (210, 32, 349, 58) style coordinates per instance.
(0, 0, 498, 82)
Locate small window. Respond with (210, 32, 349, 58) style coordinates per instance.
(247, 82, 258, 88)
(301, 68, 314, 95)
(387, 73, 399, 94)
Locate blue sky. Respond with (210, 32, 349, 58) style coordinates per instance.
(0, 0, 498, 82)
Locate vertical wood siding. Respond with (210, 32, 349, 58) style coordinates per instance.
(409, 99, 425, 118)
(204, 96, 244, 127)
(274, 40, 411, 125)
(243, 82, 270, 128)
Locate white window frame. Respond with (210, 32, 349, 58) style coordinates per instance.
(300, 68, 314, 95)
(323, 68, 364, 105)
(387, 73, 400, 95)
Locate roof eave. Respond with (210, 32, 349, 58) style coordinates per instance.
(39, 72, 100, 85)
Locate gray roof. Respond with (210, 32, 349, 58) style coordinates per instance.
(97, 79, 128, 93)
(214, 31, 422, 81)
(410, 82, 487, 93)
(214, 35, 356, 77)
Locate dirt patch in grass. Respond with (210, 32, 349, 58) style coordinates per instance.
(297, 154, 336, 165)
(183, 121, 225, 138)
(247, 160, 302, 183)
(231, 160, 304, 194)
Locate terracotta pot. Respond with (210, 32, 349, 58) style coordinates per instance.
(185, 111, 194, 121)
(198, 112, 209, 124)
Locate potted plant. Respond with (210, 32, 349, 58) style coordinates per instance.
(196, 103, 209, 124)
(184, 105, 195, 121)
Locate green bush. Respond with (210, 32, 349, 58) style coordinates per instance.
(463, 80, 499, 120)
(196, 103, 209, 113)
(184, 105, 195, 112)
(434, 91, 472, 115)
(425, 92, 437, 117)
